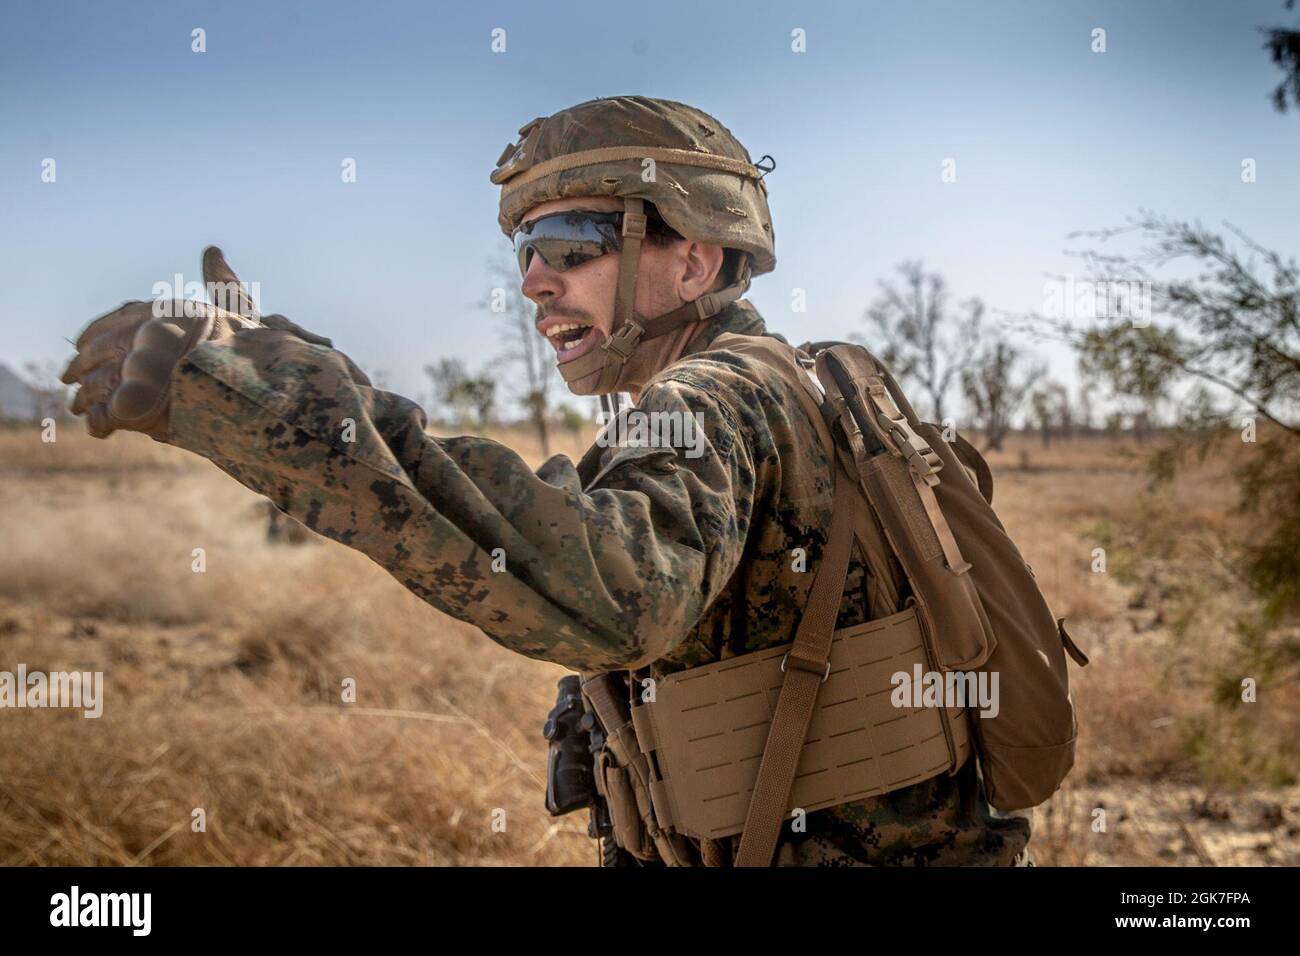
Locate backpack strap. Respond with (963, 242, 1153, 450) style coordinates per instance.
(700, 334, 960, 864)
(734, 468, 857, 867)
(705, 334, 862, 867)
(949, 430, 994, 504)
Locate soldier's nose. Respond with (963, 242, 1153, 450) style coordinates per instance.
(521, 255, 563, 305)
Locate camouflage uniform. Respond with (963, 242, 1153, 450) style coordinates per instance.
(164, 294, 1031, 866)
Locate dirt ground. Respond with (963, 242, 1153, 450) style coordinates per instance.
(0, 421, 1295, 865)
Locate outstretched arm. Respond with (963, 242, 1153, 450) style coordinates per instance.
(165, 326, 757, 672)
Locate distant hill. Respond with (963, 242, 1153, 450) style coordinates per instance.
(0, 364, 67, 422)
(0, 364, 39, 421)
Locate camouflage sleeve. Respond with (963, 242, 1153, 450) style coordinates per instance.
(165, 329, 759, 671)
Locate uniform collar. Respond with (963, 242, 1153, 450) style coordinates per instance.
(679, 299, 772, 359)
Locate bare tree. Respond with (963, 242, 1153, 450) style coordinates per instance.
(425, 358, 472, 427)
(1103, 410, 1125, 439)
(463, 377, 497, 430)
(424, 358, 496, 430)
(1028, 387, 1055, 448)
(858, 261, 982, 423)
(1049, 381, 1074, 442)
(959, 338, 1039, 452)
(485, 256, 554, 456)
(1077, 377, 1098, 434)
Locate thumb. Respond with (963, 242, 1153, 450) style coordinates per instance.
(202, 245, 259, 319)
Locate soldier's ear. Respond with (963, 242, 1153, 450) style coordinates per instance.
(678, 241, 726, 301)
(202, 245, 259, 319)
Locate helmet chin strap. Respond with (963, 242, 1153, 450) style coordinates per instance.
(557, 197, 750, 394)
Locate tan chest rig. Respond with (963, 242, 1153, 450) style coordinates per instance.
(574, 336, 1086, 867)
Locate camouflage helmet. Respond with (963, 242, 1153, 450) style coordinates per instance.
(491, 95, 776, 393)
(493, 96, 776, 275)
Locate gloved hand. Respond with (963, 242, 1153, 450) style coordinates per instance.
(62, 247, 267, 440)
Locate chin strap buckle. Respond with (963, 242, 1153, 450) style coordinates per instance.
(622, 212, 647, 239)
(693, 291, 723, 320)
(603, 321, 644, 361)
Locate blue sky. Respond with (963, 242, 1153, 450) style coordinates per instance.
(2, 0, 1297, 410)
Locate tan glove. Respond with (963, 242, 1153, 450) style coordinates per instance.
(62, 247, 263, 440)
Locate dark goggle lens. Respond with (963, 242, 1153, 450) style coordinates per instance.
(513, 213, 622, 277)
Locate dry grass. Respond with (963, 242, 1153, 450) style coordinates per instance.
(0, 422, 1296, 865)
(984, 433, 1300, 865)
(0, 422, 595, 866)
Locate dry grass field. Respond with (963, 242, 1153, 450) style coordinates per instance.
(0, 419, 1296, 866)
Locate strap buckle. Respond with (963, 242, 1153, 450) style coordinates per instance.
(780, 651, 831, 683)
(876, 412, 943, 482)
(602, 321, 643, 361)
(622, 212, 647, 239)
(862, 382, 943, 482)
(693, 291, 722, 320)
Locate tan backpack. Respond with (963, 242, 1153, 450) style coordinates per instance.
(579, 335, 1088, 867)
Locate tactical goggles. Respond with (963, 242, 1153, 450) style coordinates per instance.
(512, 210, 681, 278)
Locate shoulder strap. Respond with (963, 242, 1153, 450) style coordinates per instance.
(734, 469, 856, 867)
(707, 334, 861, 866)
(701, 333, 922, 865)
(949, 430, 994, 504)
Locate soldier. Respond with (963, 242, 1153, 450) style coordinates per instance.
(61, 95, 1033, 866)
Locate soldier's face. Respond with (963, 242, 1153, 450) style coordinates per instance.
(519, 196, 723, 395)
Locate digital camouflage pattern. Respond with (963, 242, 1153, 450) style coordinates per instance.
(493, 96, 776, 278)
(165, 297, 1030, 867)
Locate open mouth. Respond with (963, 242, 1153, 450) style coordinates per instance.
(541, 320, 602, 363)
